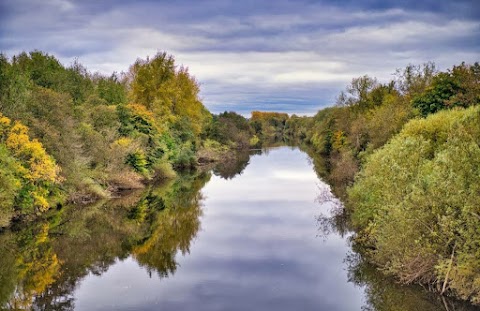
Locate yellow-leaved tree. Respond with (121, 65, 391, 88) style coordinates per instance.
(6, 123, 58, 183)
(0, 113, 60, 225)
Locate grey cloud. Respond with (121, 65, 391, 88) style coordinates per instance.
(1, 0, 479, 114)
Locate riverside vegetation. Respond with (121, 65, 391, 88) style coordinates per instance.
(0, 50, 479, 306)
(0, 51, 258, 227)
(284, 61, 480, 305)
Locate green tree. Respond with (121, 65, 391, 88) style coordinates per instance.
(413, 63, 480, 116)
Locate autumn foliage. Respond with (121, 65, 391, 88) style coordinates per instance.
(0, 113, 59, 226)
(0, 50, 253, 226)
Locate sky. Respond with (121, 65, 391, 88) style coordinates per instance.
(0, 0, 479, 115)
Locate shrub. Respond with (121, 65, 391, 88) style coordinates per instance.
(348, 106, 480, 303)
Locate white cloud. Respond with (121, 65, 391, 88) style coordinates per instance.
(1, 1, 479, 114)
(326, 19, 479, 48)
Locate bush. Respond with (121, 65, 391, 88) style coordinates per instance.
(152, 161, 177, 179)
(348, 106, 480, 303)
(0, 145, 21, 227)
(172, 145, 196, 169)
(126, 150, 149, 175)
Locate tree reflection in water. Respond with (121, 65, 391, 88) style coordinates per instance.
(0, 171, 211, 310)
(345, 250, 479, 311)
(311, 148, 480, 311)
(0, 148, 479, 310)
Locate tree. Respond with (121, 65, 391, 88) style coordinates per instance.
(413, 63, 480, 116)
(129, 52, 176, 110)
(336, 75, 378, 109)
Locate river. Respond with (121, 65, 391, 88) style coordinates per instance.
(0, 146, 478, 310)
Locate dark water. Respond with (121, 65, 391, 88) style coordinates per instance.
(0, 147, 478, 310)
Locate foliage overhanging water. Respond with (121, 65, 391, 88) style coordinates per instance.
(0, 147, 478, 310)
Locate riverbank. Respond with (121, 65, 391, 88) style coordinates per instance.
(279, 62, 480, 306)
(0, 51, 258, 228)
(3, 146, 477, 310)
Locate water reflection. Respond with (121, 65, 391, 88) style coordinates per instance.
(314, 182, 349, 239)
(346, 251, 478, 311)
(211, 149, 253, 179)
(0, 147, 478, 310)
(311, 146, 480, 311)
(0, 171, 210, 310)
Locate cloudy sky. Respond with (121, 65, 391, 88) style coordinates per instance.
(1, 0, 479, 115)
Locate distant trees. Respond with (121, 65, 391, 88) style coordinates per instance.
(284, 114, 312, 140)
(250, 111, 289, 140)
(205, 111, 253, 149)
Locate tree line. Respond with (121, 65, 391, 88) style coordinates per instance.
(1, 49, 479, 305)
(0, 51, 263, 227)
(283, 61, 480, 305)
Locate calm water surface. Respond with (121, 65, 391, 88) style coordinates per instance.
(75, 147, 364, 311)
(1, 147, 478, 310)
